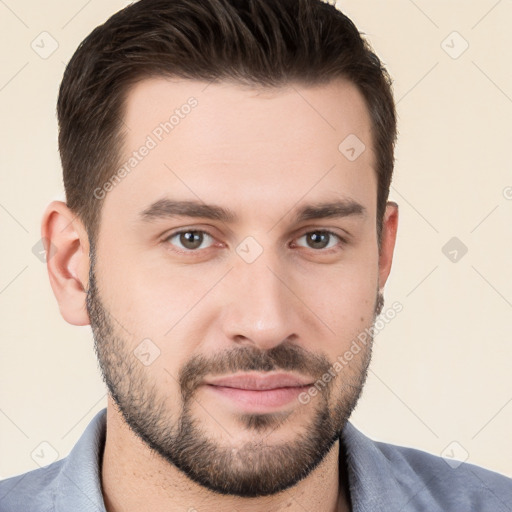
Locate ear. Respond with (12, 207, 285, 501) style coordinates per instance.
(378, 201, 399, 290)
(41, 201, 91, 326)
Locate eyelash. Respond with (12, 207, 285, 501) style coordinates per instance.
(163, 228, 347, 255)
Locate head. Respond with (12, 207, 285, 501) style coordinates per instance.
(44, 0, 399, 499)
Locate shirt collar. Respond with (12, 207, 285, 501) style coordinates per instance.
(341, 422, 444, 512)
(55, 408, 107, 512)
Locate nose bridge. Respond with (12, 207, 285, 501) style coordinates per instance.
(222, 247, 299, 348)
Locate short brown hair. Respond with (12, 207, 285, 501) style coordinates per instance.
(58, 0, 397, 248)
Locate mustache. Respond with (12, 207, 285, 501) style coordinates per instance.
(179, 342, 332, 400)
(178, 292, 383, 400)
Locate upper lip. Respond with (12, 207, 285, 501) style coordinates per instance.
(205, 372, 314, 390)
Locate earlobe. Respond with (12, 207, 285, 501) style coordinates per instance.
(41, 201, 91, 326)
(378, 201, 399, 291)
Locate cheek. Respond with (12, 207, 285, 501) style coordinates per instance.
(96, 250, 223, 366)
(97, 238, 196, 320)
(299, 254, 379, 344)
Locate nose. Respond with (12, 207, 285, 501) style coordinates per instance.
(220, 253, 301, 351)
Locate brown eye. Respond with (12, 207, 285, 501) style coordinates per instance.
(166, 230, 214, 251)
(295, 231, 342, 250)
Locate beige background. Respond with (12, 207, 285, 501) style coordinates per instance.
(1, 0, 511, 480)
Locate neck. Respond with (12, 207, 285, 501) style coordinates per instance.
(101, 403, 351, 512)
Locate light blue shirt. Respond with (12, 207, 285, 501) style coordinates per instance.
(1, 407, 511, 511)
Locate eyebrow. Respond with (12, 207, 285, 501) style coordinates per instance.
(139, 197, 366, 225)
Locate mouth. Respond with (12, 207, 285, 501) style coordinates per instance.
(202, 372, 314, 412)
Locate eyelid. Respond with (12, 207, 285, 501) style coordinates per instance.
(295, 225, 349, 240)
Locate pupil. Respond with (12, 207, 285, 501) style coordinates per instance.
(309, 232, 328, 249)
(182, 231, 202, 249)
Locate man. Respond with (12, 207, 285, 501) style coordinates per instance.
(1, 0, 510, 510)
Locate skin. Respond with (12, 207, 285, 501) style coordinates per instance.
(42, 77, 398, 512)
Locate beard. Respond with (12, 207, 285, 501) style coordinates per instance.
(86, 245, 383, 498)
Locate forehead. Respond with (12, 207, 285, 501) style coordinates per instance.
(122, 77, 373, 153)
(102, 77, 376, 227)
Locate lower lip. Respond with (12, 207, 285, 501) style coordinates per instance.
(204, 384, 310, 412)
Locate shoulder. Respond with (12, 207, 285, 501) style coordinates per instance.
(0, 459, 64, 511)
(0, 407, 107, 512)
(342, 422, 512, 511)
(376, 437, 512, 510)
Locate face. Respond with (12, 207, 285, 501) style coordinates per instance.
(86, 78, 386, 497)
